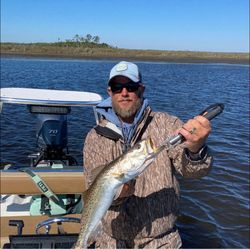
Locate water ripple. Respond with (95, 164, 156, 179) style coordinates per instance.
(1, 57, 249, 248)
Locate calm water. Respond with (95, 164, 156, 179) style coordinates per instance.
(0, 56, 249, 248)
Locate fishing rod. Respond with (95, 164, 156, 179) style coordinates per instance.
(157, 103, 224, 152)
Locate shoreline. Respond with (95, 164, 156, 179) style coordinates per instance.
(2, 52, 249, 65)
(1, 42, 249, 65)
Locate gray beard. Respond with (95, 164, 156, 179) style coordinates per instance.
(112, 98, 142, 119)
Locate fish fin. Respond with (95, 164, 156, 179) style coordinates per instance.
(87, 221, 102, 246)
(88, 164, 106, 185)
(82, 189, 88, 202)
(113, 185, 124, 200)
(111, 172, 125, 179)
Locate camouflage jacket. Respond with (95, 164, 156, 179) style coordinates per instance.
(83, 106, 212, 242)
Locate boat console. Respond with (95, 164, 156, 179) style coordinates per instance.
(0, 87, 102, 248)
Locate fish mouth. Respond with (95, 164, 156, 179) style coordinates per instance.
(147, 138, 158, 157)
(148, 137, 165, 157)
(148, 137, 156, 151)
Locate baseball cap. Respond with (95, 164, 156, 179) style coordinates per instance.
(108, 61, 142, 85)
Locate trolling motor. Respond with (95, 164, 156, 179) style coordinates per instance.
(28, 105, 78, 167)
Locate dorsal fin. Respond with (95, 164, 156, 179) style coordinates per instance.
(87, 164, 106, 186)
(82, 189, 89, 202)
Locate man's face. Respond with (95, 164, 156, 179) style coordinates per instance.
(108, 76, 145, 122)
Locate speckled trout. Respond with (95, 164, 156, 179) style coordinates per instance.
(73, 138, 157, 248)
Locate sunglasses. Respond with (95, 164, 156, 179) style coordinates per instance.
(110, 81, 141, 93)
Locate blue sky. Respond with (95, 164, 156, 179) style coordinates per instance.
(1, 0, 249, 52)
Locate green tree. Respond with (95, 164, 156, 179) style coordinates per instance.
(73, 34, 80, 42)
(86, 34, 92, 42)
(79, 36, 86, 43)
(92, 36, 100, 43)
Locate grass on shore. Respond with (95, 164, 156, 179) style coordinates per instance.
(1, 42, 249, 64)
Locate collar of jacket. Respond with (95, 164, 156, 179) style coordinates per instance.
(95, 97, 149, 131)
(95, 97, 152, 148)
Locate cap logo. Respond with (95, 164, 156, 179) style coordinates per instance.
(116, 63, 128, 72)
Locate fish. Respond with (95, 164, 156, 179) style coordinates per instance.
(73, 137, 158, 248)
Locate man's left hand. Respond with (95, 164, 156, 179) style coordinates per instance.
(178, 115, 211, 153)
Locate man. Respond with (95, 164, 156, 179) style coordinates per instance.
(83, 61, 212, 248)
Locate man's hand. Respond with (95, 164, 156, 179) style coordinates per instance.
(177, 115, 211, 153)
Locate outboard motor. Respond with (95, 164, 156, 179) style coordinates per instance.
(28, 105, 77, 167)
(36, 113, 68, 157)
(36, 114, 68, 154)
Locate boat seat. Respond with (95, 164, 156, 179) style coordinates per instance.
(0, 170, 87, 195)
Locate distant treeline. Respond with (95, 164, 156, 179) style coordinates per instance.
(1, 35, 249, 65)
(55, 34, 112, 48)
(2, 34, 112, 48)
(64, 34, 101, 44)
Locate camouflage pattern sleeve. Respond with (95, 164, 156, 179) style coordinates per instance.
(151, 112, 212, 179)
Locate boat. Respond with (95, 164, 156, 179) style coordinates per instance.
(0, 87, 103, 248)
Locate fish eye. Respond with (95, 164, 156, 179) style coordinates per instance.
(136, 143, 141, 150)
